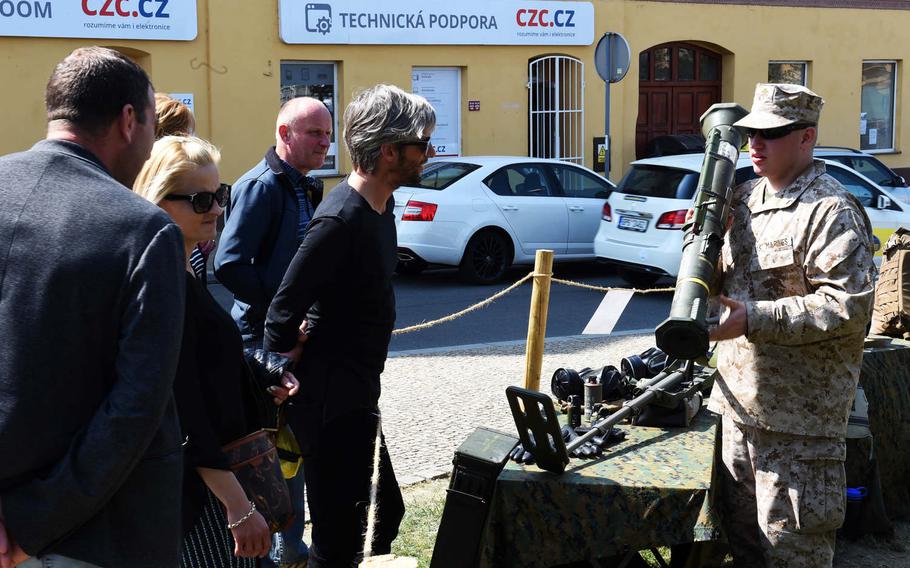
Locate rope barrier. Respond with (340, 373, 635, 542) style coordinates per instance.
(391, 272, 535, 335)
(551, 277, 675, 295)
(391, 270, 676, 335)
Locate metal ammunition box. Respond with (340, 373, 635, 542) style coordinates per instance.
(429, 426, 518, 568)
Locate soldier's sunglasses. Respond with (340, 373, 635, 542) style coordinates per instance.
(163, 183, 230, 214)
(745, 122, 815, 141)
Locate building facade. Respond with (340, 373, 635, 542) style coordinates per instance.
(1, 0, 908, 186)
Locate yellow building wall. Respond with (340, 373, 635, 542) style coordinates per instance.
(2, 0, 910, 184)
(613, 1, 910, 174)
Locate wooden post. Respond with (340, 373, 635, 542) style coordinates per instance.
(524, 249, 554, 391)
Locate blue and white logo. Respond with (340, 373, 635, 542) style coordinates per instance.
(305, 3, 332, 35)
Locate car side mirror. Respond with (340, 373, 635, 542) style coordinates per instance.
(899, 175, 907, 187)
(877, 195, 892, 209)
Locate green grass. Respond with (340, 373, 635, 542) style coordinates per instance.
(391, 478, 449, 568)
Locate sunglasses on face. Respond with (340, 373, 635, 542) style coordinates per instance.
(397, 136, 433, 155)
(745, 122, 815, 141)
(162, 183, 230, 214)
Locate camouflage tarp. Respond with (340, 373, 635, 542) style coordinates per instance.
(477, 410, 722, 567)
(858, 338, 910, 519)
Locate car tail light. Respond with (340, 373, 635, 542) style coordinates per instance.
(656, 210, 687, 230)
(602, 201, 613, 221)
(401, 200, 438, 221)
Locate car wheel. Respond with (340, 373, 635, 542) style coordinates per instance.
(459, 230, 512, 284)
(396, 258, 427, 276)
(618, 267, 661, 288)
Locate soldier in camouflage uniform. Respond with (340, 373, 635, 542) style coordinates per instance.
(707, 83, 876, 567)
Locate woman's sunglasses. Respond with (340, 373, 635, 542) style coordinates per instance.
(163, 183, 230, 214)
(745, 122, 815, 141)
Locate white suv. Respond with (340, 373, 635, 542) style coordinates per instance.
(594, 153, 910, 286)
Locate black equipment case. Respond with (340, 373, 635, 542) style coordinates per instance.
(429, 426, 518, 568)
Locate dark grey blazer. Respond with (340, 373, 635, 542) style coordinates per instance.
(0, 140, 187, 567)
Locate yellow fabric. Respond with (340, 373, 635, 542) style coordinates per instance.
(277, 425, 302, 479)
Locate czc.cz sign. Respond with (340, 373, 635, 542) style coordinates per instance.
(0, 0, 197, 40)
(279, 0, 594, 45)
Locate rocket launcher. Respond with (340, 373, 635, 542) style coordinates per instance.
(655, 103, 748, 361)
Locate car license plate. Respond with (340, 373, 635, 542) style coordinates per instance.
(618, 215, 648, 232)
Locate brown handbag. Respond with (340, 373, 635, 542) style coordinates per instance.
(222, 429, 295, 533)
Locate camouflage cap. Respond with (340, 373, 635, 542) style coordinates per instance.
(734, 83, 824, 129)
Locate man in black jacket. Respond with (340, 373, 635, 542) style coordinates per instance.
(0, 47, 186, 568)
(264, 84, 435, 568)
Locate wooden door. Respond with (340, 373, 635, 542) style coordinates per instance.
(636, 43, 723, 158)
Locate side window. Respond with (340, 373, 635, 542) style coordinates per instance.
(484, 165, 554, 197)
(550, 165, 612, 199)
(847, 157, 896, 187)
(826, 167, 876, 208)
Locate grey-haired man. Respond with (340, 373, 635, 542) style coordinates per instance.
(708, 83, 875, 566)
(263, 84, 435, 568)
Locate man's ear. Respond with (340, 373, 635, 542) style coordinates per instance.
(117, 104, 138, 143)
(278, 123, 290, 144)
(804, 127, 817, 145)
(379, 142, 398, 162)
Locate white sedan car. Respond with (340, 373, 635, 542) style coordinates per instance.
(394, 156, 615, 283)
(594, 153, 909, 286)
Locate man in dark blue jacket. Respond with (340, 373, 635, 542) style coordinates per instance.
(215, 96, 331, 568)
(0, 47, 186, 568)
(215, 97, 331, 346)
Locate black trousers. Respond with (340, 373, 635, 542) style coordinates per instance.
(304, 409, 405, 568)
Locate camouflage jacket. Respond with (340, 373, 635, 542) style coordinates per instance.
(707, 160, 875, 438)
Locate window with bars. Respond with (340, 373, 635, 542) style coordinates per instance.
(528, 55, 584, 164)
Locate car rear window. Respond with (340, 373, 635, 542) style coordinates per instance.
(616, 165, 699, 199)
(414, 162, 480, 190)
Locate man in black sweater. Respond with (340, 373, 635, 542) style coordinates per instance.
(264, 84, 435, 568)
(0, 48, 186, 567)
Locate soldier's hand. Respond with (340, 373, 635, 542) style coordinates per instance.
(709, 295, 747, 341)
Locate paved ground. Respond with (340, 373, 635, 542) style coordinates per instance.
(379, 332, 656, 485)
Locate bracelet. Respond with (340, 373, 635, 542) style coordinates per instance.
(226, 500, 257, 530)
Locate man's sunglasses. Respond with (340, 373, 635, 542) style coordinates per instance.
(162, 183, 230, 214)
(745, 122, 815, 141)
(397, 136, 433, 155)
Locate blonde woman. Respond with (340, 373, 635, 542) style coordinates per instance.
(134, 136, 299, 567)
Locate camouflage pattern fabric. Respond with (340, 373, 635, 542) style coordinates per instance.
(708, 160, 876, 439)
(734, 83, 824, 129)
(856, 338, 910, 519)
(477, 410, 722, 567)
(717, 417, 844, 568)
(869, 228, 910, 337)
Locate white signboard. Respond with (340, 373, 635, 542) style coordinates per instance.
(412, 68, 460, 157)
(169, 93, 194, 113)
(279, 0, 594, 45)
(0, 0, 197, 41)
